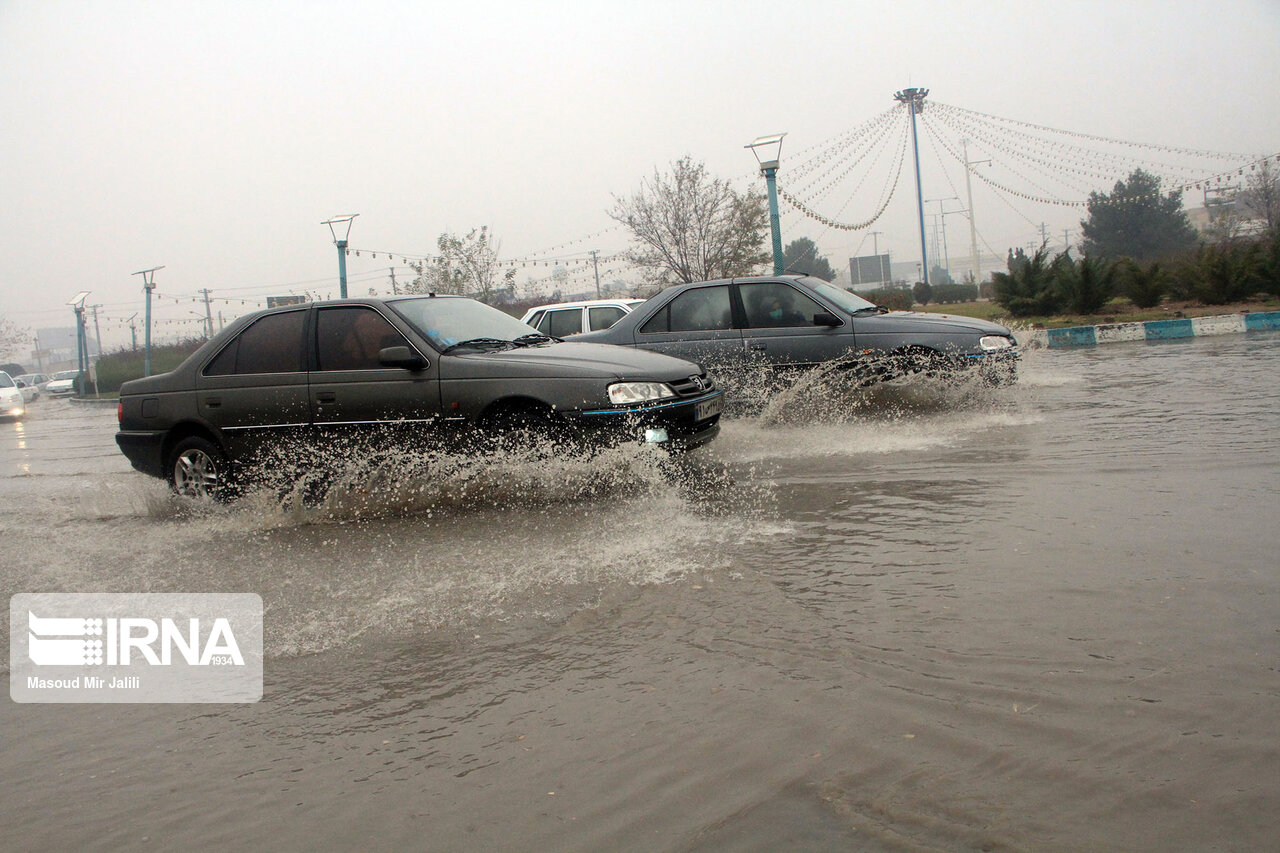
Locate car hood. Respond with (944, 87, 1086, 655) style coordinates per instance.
(442, 341, 703, 381)
(857, 311, 1013, 336)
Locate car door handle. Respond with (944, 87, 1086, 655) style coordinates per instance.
(748, 344, 768, 351)
(205, 397, 221, 408)
(316, 392, 336, 403)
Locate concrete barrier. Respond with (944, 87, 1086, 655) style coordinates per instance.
(1024, 310, 1280, 349)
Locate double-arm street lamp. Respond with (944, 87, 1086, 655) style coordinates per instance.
(323, 214, 359, 298)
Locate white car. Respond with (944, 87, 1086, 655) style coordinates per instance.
(0, 372, 26, 419)
(45, 370, 79, 397)
(13, 377, 38, 403)
(520, 298, 645, 337)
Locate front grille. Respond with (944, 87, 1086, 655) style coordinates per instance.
(668, 374, 716, 398)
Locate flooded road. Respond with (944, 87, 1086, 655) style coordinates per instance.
(3, 333, 1278, 851)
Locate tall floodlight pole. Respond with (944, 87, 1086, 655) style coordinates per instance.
(323, 214, 359, 298)
(746, 134, 787, 274)
(133, 266, 164, 377)
(67, 291, 90, 395)
(894, 88, 930, 284)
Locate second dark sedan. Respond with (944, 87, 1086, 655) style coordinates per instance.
(576, 275, 1018, 384)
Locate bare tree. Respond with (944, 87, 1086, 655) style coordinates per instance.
(1240, 157, 1280, 232)
(609, 156, 769, 286)
(406, 226, 517, 303)
(0, 318, 30, 362)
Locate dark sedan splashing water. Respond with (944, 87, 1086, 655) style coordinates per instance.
(2, 334, 1277, 851)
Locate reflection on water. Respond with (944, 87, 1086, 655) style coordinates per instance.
(2, 335, 1278, 851)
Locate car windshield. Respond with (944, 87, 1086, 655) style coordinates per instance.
(0, 373, 13, 388)
(54, 371, 78, 380)
(799, 277, 878, 314)
(388, 296, 549, 351)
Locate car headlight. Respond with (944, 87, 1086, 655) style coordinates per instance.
(979, 335, 1014, 352)
(607, 382, 678, 405)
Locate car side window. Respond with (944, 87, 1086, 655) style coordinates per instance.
(546, 309, 583, 337)
(588, 306, 626, 330)
(525, 311, 545, 329)
(316, 307, 410, 371)
(640, 286, 732, 333)
(740, 282, 824, 328)
(205, 310, 306, 375)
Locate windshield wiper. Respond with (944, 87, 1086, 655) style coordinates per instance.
(440, 337, 515, 354)
(852, 305, 890, 316)
(511, 333, 560, 347)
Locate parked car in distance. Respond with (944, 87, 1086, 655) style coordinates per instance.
(576, 275, 1018, 384)
(116, 295, 724, 500)
(520, 298, 645, 337)
(45, 370, 80, 397)
(0, 372, 26, 420)
(18, 373, 48, 391)
(13, 377, 37, 403)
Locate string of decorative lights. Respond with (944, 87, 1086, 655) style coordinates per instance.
(778, 111, 911, 231)
(931, 101, 1256, 162)
(930, 103, 1215, 188)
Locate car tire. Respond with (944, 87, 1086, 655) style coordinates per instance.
(168, 436, 234, 501)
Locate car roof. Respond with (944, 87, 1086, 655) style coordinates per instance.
(524, 298, 644, 312)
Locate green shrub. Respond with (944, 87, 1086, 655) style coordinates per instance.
(93, 339, 206, 394)
(1174, 242, 1263, 305)
(992, 246, 1061, 317)
(1118, 259, 1166, 309)
(930, 283, 979, 303)
(866, 288, 914, 311)
(1057, 254, 1116, 315)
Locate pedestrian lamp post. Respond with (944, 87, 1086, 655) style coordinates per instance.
(323, 214, 359, 298)
(132, 266, 164, 377)
(67, 291, 90, 395)
(746, 133, 787, 275)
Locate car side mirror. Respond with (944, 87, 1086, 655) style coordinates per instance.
(813, 312, 842, 327)
(378, 346, 428, 370)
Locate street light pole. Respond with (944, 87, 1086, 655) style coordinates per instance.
(132, 266, 164, 377)
(66, 291, 90, 395)
(746, 134, 787, 275)
(323, 215, 359, 298)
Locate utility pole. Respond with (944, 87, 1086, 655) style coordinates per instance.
(125, 315, 137, 351)
(869, 230, 886, 287)
(200, 289, 214, 338)
(589, 250, 601, 297)
(89, 304, 103, 358)
(133, 266, 164, 377)
(961, 139, 989, 288)
(34, 334, 44, 373)
(894, 87, 930, 284)
(389, 267, 398, 295)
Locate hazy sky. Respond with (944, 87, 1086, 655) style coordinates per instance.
(2, 0, 1278, 352)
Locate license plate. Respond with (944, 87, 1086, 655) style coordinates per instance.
(694, 396, 723, 422)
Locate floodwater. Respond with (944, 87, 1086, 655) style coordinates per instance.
(2, 333, 1277, 851)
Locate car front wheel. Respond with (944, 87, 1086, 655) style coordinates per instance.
(168, 436, 232, 501)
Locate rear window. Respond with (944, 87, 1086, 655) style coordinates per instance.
(545, 309, 583, 337)
(588, 306, 627, 330)
(205, 310, 306, 375)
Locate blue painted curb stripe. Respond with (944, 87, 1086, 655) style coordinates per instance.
(1245, 311, 1280, 331)
(1024, 310, 1280, 348)
(1046, 326, 1098, 348)
(1144, 318, 1195, 340)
